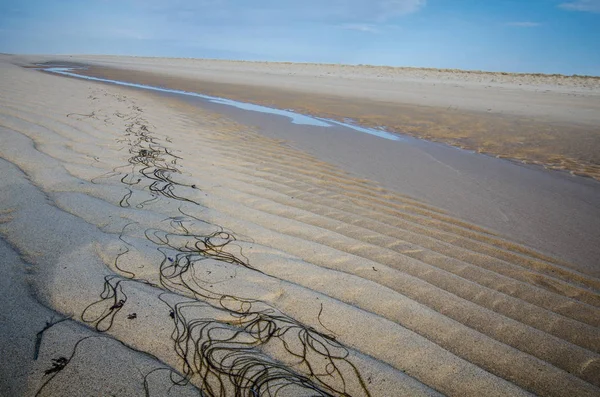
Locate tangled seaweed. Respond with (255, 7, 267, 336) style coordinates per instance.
(45, 103, 372, 396)
(159, 295, 369, 397)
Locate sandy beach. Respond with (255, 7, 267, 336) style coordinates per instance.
(31, 54, 600, 180)
(1, 55, 600, 396)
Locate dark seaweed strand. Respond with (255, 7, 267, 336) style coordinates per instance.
(87, 109, 194, 207)
(71, 107, 372, 396)
(142, 367, 200, 397)
(120, 117, 199, 207)
(158, 297, 339, 397)
(114, 223, 137, 279)
(146, 221, 371, 396)
(81, 275, 129, 333)
(75, 245, 361, 396)
(35, 334, 197, 397)
(125, 111, 369, 396)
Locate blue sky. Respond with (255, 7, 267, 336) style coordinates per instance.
(1, 0, 599, 75)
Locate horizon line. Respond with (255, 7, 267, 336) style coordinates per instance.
(5, 52, 600, 79)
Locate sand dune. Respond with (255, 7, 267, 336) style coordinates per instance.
(1, 57, 599, 396)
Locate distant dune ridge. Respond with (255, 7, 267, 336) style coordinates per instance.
(0, 55, 599, 396)
(18, 54, 600, 85)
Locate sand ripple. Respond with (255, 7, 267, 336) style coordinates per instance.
(0, 60, 599, 396)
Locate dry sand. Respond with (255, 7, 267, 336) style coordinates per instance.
(1, 55, 599, 396)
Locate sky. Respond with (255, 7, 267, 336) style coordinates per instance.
(0, 0, 599, 75)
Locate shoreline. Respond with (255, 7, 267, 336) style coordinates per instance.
(41, 63, 600, 183)
(32, 61, 600, 272)
(27, 55, 599, 181)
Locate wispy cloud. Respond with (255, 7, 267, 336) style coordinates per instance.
(369, 0, 427, 20)
(339, 23, 379, 33)
(505, 21, 541, 27)
(123, 0, 427, 23)
(108, 28, 153, 40)
(559, 0, 600, 13)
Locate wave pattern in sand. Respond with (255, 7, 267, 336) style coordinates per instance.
(0, 62, 599, 396)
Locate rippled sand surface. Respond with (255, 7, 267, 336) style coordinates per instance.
(1, 58, 599, 396)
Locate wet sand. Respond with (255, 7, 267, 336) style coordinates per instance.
(1, 55, 599, 396)
(174, 91, 600, 275)
(30, 54, 600, 181)
(30, 58, 600, 274)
